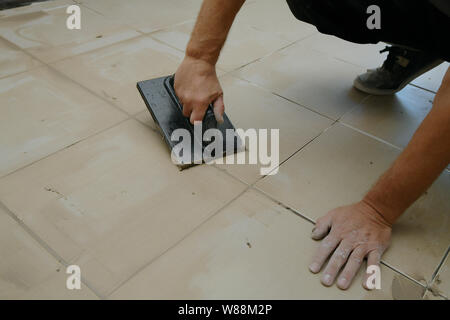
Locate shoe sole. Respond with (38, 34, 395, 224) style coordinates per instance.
(353, 60, 444, 95)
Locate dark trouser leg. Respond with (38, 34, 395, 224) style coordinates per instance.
(286, 0, 448, 94)
(285, 0, 449, 61)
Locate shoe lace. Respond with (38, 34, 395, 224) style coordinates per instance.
(379, 46, 409, 71)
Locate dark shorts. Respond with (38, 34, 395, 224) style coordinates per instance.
(286, 0, 450, 61)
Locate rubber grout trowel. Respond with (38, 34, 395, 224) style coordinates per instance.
(137, 75, 243, 169)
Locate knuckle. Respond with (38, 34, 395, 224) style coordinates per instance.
(349, 251, 364, 264)
(334, 248, 350, 261)
(321, 236, 336, 249)
(316, 217, 325, 226)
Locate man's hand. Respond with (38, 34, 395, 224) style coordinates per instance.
(174, 56, 224, 124)
(309, 201, 392, 290)
(173, 0, 245, 124)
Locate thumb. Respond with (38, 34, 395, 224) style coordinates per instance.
(213, 95, 224, 124)
(311, 215, 332, 240)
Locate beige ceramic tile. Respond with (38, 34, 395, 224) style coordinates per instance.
(256, 123, 450, 282)
(0, 2, 140, 63)
(412, 62, 449, 93)
(0, 119, 246, 296)
(0, 66, 126, 177)
(341, 85, 435, 148)
(0, 204, 98, 299)
(151, 20, 291, 72)
(234, 0, 317, 42)
(78, 0, 202, 33)
(297, 33, 388, 69)
(52, 36, 184, 114)
(211, 74, 333, 184)
(0, 37, 41, 78)
(109, 189, 424, 299)
(234, 41, 367, 120)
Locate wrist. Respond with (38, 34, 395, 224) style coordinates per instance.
(179, 55, 217, 79)
(186, 44, 220, 66)
(186, 36, 223, 65)
(361, 196, 397, 227)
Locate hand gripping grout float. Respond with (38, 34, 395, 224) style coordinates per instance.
(137, 75, 243, 169)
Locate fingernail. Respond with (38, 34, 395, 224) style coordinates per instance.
(337, 277, 348, 289)
(309, 262, 320, 273)
(321, 274, 333, 286)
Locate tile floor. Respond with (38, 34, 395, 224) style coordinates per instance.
(0, 0, 448, 300)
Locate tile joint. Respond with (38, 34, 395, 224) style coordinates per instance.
(0, 200, 105, 299)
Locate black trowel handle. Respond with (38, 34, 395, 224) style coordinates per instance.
(164, 75, 218, 130)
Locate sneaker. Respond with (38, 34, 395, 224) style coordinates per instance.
(353, 46, 443, 95)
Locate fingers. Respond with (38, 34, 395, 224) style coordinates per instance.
(189, 104, 208, 124)
(311, 215, 332, 240)
(321, 242, 353, 287)
(309, 234, 340, 274)
(213, 95, 224, 123)
(363, 250, 382, 290)
(185, 96, 223, 125)
(336, 246, 366, 290)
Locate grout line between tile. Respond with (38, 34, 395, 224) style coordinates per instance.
(0, 200, 105, 299)
(339, 122, 403, 151)
(0, 117, 130, 180)
(431, 246, 449, 282)
(75, 1, 104, 17)
(144, 19, 196, 37)
(258, 120, 338, 180)
(251, 186, 315, 224)
(229, 32, 317, 75)
(106, 184, 251, 298)
(225, 72, 337, 122)
(147, 34, 186, 55)
(76, 1, 198, 37)
(336, 93, 373, 120)
(0, 63, 42, 80)
(409, 83, 438, 95)
(211, 164, 251, 186)
(271, 92, 338, 122)
(379, 260, 427, 288)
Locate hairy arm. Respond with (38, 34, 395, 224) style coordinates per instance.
(364, 67, 450, 224)
(311, 67, 450, 290)
(175, 0, 246, 123)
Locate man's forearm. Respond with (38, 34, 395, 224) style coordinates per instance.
(364, 68, 450, 225)
(186, 0, 245, 65)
